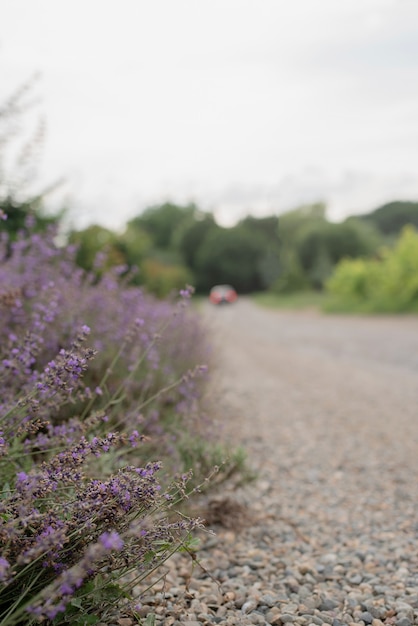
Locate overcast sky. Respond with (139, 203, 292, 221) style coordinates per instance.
(2, 0, 418, 230)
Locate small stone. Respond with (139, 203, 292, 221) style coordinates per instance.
(299, 563, 314, 575)
(260, 593, 277, 607)
(319, 598, 339, 612)
(266, 608, 281, 620)
(395, 602, 414, 620)
(224, 591, 235, 602)
(395, 619, 411, 626)
(321, 554, 338, 564)
(347, 574, 363, 585)
(361, 603, 383, 618)
(358, 612, 374, 624)
(309, 617, 324, 625)
(242, 599, 258, 614)
(280, 613, 297, 623)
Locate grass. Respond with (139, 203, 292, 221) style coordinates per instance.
(251, 290, 329, 311)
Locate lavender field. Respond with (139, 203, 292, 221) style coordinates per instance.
(0, 219, 237, 624)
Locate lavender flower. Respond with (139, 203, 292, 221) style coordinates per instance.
(99, 531, 124, 551)
(0, 556, 11, 583)
(0, 224, 217, 624)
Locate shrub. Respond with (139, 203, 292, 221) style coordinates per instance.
(0, 218, 214, 465)
(325, 226, 418, 312)
(0, 215, 229, 623)
(140, 258, 194, 299)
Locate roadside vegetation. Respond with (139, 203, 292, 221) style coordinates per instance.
(251, 291, 329, 311)
(325, 226, 418, 313)
(0, 218, 250, 625)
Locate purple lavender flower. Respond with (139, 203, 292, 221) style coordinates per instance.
(0, 557, 11, 583)
(99, 531, 124, 551)
(0, 223, 212, 623)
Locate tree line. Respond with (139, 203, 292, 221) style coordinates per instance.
(3, 192, 418, 297)
(68, 199, 418, 296)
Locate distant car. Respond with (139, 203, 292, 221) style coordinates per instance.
(209, 284, 238, 305)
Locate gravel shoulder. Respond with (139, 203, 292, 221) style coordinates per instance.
(136, 300, 418, 626)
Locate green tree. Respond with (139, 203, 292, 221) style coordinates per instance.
(296, 218, 380, 289)
(118, 222, 153, 283)
(129, 202, 196, 249)
(359, 201, 418, 236)
(274, 203, 327, 292)
(274, 203, 381, 291)
(68, 224, 126, 272)
(238, 215, 280, 242)
(237, 215, 282, 289)
(173, 211, 217, 272)
(141, 258, 193, 298)
(195, 225, 265, 293)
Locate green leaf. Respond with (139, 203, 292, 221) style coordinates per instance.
(71, 615, 100, 625)
(1, 483, 11, 499)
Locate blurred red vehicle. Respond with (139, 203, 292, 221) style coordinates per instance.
(209, 284, 238, 305)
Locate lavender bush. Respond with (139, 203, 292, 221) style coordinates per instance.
(0, 216, 238, 624)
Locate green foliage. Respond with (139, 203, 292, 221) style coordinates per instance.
(67, 199, 418, 301)
(119, 203, 200, 294)
(122, 206, 282, 294)
(274, 204, 382, 292)
(195, 225, 265, 293)
(128, 202, 196, 249)
(176, 433, 252, 493)
(272, 249, 309, 293)
(173, 211, 217, 272)
(358, 200, 418, 236)
(252, 290, 328, 311)
(0, 196, 59, 239)
(68, 224, 126, 272)
(118, 222, 153, 282)
(237, 215, 281, 289)
(326, 226, 418, 312)
(238, 215, 280, 243)
(297, 218, 380, 289)
(274, 203, 327, 292)
(140, 258, 193, 298)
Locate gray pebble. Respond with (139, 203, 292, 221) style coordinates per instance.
(241, 599, 258, 614)
(347, 573, 363, 585)
(319, 598, 339, 612)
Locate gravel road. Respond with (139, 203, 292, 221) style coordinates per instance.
(135, 300, 418, 626)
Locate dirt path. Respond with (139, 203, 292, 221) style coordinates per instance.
(138, 300, 418, 625)
(204, 299, 418, 471)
